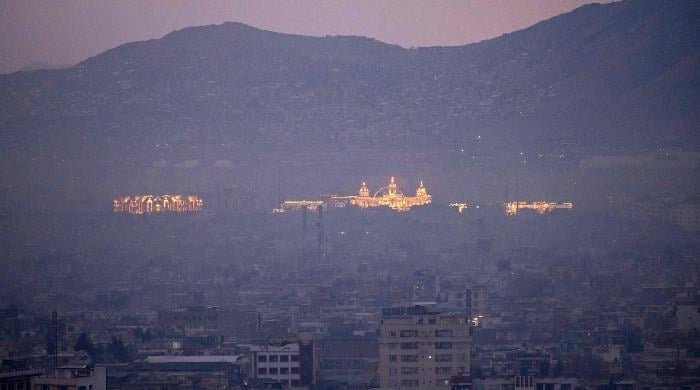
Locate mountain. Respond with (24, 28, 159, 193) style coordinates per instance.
(13, 62, 71, 73)
(1, 0, 698, 155)
(0, 0, 699, 213)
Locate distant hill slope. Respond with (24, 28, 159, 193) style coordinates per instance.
(0, 0, 698, 153)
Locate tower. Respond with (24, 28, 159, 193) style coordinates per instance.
(416, 180, 428, 198)
(388, 176, 398, 195)
(301, 205, 308, 264)
(358, 181, 370, 198)
(317, 205, 325, 263)
(49, 311, 59, 377)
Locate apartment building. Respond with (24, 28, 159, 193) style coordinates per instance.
(378, 304, 471, 389)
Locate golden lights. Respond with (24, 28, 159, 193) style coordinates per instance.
(449, 203, 470, 213)
(505, 201, 573, 215)
(274, 200, 324, 214)
(345, 177, 432, 212)
(113, 194, 203, 214)
(277, 177, 432, 213)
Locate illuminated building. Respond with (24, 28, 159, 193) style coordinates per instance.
(330, 177, 432, 212)
(504, 201, 573, 216)
(273, 200, 324, 214)
(113, 195, 203, 214)
(275, 177, 432, 213)
(449, 203, 470, 214)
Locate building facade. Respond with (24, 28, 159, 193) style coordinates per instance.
(378, 305, 471, 390)
(250, 339, 304, 387)
(327, 177, 432, 212)
(113, 194, 203, 214)
(276, 177, 432, 213)
(31, 366, 106, 390)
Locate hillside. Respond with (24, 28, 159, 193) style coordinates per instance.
(1, 0, 698, 156)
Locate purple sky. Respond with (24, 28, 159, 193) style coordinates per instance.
(0, 0, 605, 73)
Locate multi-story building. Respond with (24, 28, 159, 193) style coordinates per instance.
(378, 304, 471, 390)
(328, 177, 432, 212)
(31, 366, 106, 390)
(249, 337, 315, 388)
(113, 194, 203, 214)
(158, 306, 260, 339)
(0, 367, 43, 390)
(277, 177, 432, 213)
(671, 202, 700, 232)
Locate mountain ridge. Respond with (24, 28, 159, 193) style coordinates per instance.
(1, 0, 698, 154)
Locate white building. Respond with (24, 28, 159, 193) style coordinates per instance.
(378, 304, 471, 390)
(31, 366, 106, 390)
(250, 340, 302, 387)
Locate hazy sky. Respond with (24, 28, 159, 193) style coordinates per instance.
(0, 0, 604, 73)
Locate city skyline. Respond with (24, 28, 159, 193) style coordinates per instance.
(0, 0, 698, 388)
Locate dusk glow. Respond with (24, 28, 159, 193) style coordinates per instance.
(1, 0, 602, 73)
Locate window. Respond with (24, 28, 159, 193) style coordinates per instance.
(389, 354, 398, 362)
(280, 367, 289, 375)
(269, 367, 278, 375)
(291, 367, 299, 374)
(400, 330, 417, 337)
(401, 367, 419, 375)
(456, 353, 467, 362)
(269, 355, 278, 362)
(389, 367, 398, 376)
(401, 354, 419, 362)
(435, 367, 452, 375)
(291, 355, 299, 362)
(389, 330, 397, 337)
(280, 355, 289, 362)
(258, 367, 267, 375)
(435, 342, 452, 349)
(428, 318, 436, 324)
(401, 342, 419, 350)
(435, 329, 453, 337)
(388, 342, 399, 350)
(435, 354, 452, 362)
(258, 354, 267, 362)
(400, 379, 419, 387)
(291, 380, 300, 387)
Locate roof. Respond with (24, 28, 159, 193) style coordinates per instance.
(145, 355, 241, 364)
